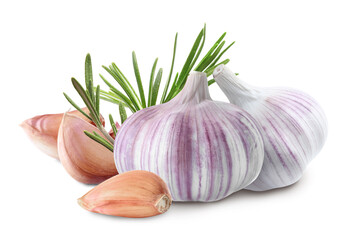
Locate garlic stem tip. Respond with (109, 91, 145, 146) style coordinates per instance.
(213, 64, 225, 78)
(190, 71, 207, 78)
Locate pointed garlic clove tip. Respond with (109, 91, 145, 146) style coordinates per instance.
(58, 113, 118, 184)
(20, 108, 101, 160)
(78, 170, 172, 218)
(77, 197, 91, 210)
(20, 113, 62, 159)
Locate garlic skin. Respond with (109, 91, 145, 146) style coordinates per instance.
(78, 170, 172, 218)
(213, 65, 328, 191)
(58, 113, 117, 184)
(20, 108, 100, 159)
(114, 72, 264, 202)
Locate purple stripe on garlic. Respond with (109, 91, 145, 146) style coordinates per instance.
(114, 71, 264, 202)
(213, 65, 328, 191)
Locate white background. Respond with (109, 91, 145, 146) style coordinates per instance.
(1, 0, 345, 239)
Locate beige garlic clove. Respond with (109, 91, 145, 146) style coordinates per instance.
(20, 108, 101, 159)
(58, 113, 117, 184)
(78, 170, 172, 218)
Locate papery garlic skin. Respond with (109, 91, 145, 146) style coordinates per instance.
(213, 65, 328, 191)
(78, 170, 172, 218)
(58, 113, 117, 184)
(20, 108, 99, 159)
(114, 72, 264, 202)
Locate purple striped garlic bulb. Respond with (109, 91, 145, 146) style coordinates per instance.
(114, 72, 264, 202)
(213, 65, 328, 191)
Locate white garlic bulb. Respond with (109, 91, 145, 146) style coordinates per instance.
(213, 65, 328, 191)
(114, 72, 264, 202)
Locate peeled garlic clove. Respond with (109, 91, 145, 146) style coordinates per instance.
(114, 72, 264, 202)
(213, 65, 328, 191)
(58, 113, 118, 184)
(20, 108, 96, 159)
(78, 170, 172, 218)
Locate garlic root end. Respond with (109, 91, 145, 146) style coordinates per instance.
(155, 194, 172, 213)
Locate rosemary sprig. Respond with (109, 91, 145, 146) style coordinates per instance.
(100, 75, 137, 113)
(102, 66, 142, 111)
(194, 32, 226, 71)
(99, 25, 234, 109)
(63, 93, 92, 121)
(160, 33, 177, 104)
(164, 26, 206, 101)
(65, 25, 235, 152)
(64, 54, 115, 149)
(70, 78, 114, 144)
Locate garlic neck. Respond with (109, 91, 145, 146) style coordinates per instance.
(171, 71, 211, 104)
(213, 65, 259, 106)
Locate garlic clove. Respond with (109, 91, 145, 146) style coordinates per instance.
(58, 113, 118, 184)
(20, 108, 100, 160)
(78, 170, 172, 218)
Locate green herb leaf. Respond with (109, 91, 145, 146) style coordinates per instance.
(85, 54, 95, 104)
(95, 85, 100, 115)
(160, 33, 178, 104)
(197, 40, 226, 72)
(71, 77, 115, 144)
(109, 114, 118, 136)
(164, 27, 205, 102)
(148, 58, 158, 106)
(103, 65, 142, 111)
(132, 51, 146, 108)
(110, 63, 142, 105)
(71, 77, 100, 127)
(175, 27, 204, 88)
(100, 74, 136, 113)
(84, 131, 113, 152)
(208, 41, 235, 68)
(99, 90, 128, 107)
(208, 79, 215, 86)
(163, 72, 179, 103)
(119, 102, 127, 124)
(63, 93, 92, 121)
(150, 68, 163, 106)
(185, 24, 206, 74)
(194, 32, 226, 71)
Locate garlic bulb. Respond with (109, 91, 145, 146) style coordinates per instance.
(114, 71, 264, 202)
(213, 65, 328, 191)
